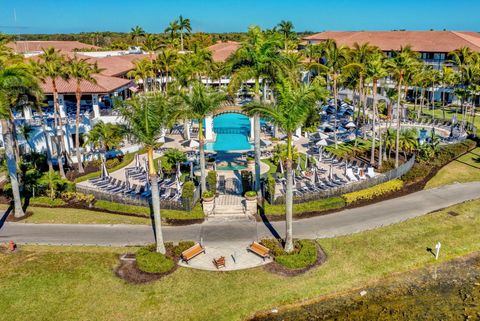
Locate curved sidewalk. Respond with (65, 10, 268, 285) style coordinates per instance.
(1, 182, 479, 246)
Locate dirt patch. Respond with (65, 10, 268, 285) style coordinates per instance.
(263, 244, 327, 277)
(5, 211, 34, 222)
(114, 253, 178, 284)
(250, 252, 480, 321)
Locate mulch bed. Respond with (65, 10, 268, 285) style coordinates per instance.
(5, 211, 34, 222)
(263, 244, 327, 277)
(114, 253, 178, 284)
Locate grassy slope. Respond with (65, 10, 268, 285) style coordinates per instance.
(1, 199, 479, 321)
(425, 147, 480, 189)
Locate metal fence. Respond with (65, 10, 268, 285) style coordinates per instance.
(76, 185, 200, 211)
(270, 155, 416, 205)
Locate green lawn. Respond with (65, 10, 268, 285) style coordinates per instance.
(425, 147, 480, 189)
(263, 197, 346, 217)
(415, 106, 480, 135)
(1, 199, 479, 321)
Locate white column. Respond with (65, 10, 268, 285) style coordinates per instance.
(58, 94, 66, 118)
(92, 94, 100, 119)
(23, 106, 32, 120)
(205, 116, 213, 141)
(295, 127, 302, 137)
(250, 117, 254, 140)
(185, 120, 191, 140)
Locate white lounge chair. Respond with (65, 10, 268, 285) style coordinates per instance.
(346, 168, 358, 182)
(367, 167, 376, 178)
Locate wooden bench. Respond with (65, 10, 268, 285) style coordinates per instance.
(213, 256, 226, 269)
(247, 242, 270, 261)
(181, 243, 205, 263)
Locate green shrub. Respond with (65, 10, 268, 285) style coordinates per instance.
(342, 179, 404, 205)
(163, 149, 187, 168)
(136, 246, 175, 273)
(266, 175, 276, 202)
(402, 162, 432, 184)
(202, 191, 214, 199)
(29, 196, 67, 207)
(171, 241, 196, 257)
(105, 158, 120, 169)
(260, 239, 287, 256)
(264, 197, 345, 216)
(274, 240, 317, 269)
(182, 181, 195, 201)
(245, 191, 256, 197)
(241, 170, 253, 192)
(61, 192, 96, 206)
(207, 171, 217, 194)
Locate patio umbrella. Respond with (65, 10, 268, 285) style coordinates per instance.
(312, 166, 317, 183)
(176, 162, 181, 180)
(279, 160, 284, 174)
(345, 162, 348, 175)
(316, 139, 328, 147)
(101, 159, 109, 178)
(329, 164, 333, 180)
(292, 135, 300, 141)
(296, 161, 301, 171)
(189, 161, 194, 179)
(157, 159, 163, 179)
(314, 132, 329, 140)
(181, 139, 199, 149)
(175, 175, 182, 193)
(135, 153, 140, 168)
(345, 121, 356, 129)
(125, 170, 130, 190)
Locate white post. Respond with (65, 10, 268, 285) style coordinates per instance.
(58, 94, 66, 118)
(185, 120, 191, 140)
(295, 127, 302, 137)
(92, 94, 100, 119)
(434, 242, 441, 260)
(205, 116, 213, 141)
(23, 105, 32, 120)
(250, 117, 254, 140)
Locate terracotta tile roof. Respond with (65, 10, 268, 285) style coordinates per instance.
(39, 74, 133, 95)
(208, 41, 240, 62)
(8, 41, 99, 53)
(89, 54, 151, 77)
(303, 31, 480, 52)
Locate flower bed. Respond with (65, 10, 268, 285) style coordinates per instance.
(342, 179, 404, 205)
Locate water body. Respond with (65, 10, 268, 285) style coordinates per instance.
(205, 113, 253, 151)
(251, 253, 480, 321)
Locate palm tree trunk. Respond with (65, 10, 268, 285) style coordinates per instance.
(442, 84, 446, 120)
(75, 86, 84, 173)
(431, 84, 435, 121)
(254, 78, 261, 192)
(414, 86, 418, 119)
(180, 31, 184, 52)
(52, 81, 66, 178)
(378, 129, 383, 167)
(198, 119, 207, 193)
(147, 146, 166, 254)
(2, 119, 25, 217)
(395, 79, 402, 168)
(38, 109, 54, 172)
(370, 80, 378, 165)
(284, 133, 294, 253)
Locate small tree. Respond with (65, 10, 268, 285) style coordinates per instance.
(181, 181, 195, 211)
(241, 170, 253, 193)
(266, 174, 276, 203)
(207, 171, 217, 194)
(163, 148, 187, 169)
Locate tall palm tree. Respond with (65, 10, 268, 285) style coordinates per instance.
(32, 47, 70, 177)
(227, 26, 282, 191)
(142, 34, 161, 58)
(130, 26, 146, 45)
(164, 21, 180, 48)
(314, 39, 355, 148)
(244, 79, 324, 252)
(449, 47, 474, 128)
(66, 55, 102, 173)
(365, 49, 387, 165)
(127, 58, 155, 93)
(277, 20, 294, 51)
(440, 66, 457, 119)
(156, 49, 178, 93)
(180, 83, 227, 193)
(83, 121, 125, 153)
(118, 95, 176, 254)
(386, 46, 418, 168)
(0, 63, 42, 217)
(177, 15, 192, 52)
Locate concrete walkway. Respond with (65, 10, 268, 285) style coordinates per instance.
(1, 182, 479, 247)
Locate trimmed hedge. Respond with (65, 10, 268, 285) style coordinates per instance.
(274, 240, 317, 269)
(264, 197, 346, 217)
(136, 245, 175, 274)
(29, 196, 67, 207)
(342, 179, 404, 205)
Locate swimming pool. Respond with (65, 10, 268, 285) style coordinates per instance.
(205, 113, 253, 151)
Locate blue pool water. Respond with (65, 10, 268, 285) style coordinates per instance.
(205, 113, 253, 151)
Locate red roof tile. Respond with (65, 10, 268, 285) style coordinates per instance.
(208, 41, 240, 62)
(39, 74, 132, 95)
(303, 31, 480, 52)
(8, 41, 99, 53)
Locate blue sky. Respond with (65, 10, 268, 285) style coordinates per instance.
(1, 0, 479, 34)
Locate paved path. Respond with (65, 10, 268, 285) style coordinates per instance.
(1, 182, 479, 246)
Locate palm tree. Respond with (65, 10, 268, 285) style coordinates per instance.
(130, 26, 146, 45)
(0, 63, 42, 217)
(19, 123, 34, 152)
(83, 121, 125, 153)
(365, 49, 387, 165)
(118, 95, 176, 254)
(385, 46, 419, 168)
(449, 47, 474, 128)
(440, 66, 456, 119)
(277, 20, 294, 51)
(31, 47, 69, 177)
(156, 49, 178, 93)
(314, 39, 355, 148)
(244, 79, 323, 252)
(164, 21, 180, 48)
(142, 34, 161, 57)
(180, 83, 227, 193)
(399, 128, 418, 159)
(227, 26, 282, 191)
(66, 55, 102, 173)
(127, 58, 155, 93)
(177, 15, 192, 52)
